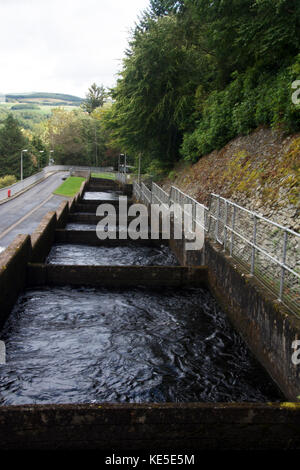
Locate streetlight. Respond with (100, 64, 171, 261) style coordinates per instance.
(20, 149, 28, 181)
(49, 150, 54, 166)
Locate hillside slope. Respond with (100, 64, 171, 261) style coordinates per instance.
(161, 127, 300, 233)
(5, 92, 82, 106)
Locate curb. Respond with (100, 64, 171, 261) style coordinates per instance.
(0, 171, 61, 206)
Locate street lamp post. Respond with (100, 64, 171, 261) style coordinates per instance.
(20, 149, 28, 181)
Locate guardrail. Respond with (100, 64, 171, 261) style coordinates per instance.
(133, 181, 300, 315)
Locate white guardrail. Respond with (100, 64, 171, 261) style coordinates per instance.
(0, 166, 114, 202)
(133, 180, 300, 315)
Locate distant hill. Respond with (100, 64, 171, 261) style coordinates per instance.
(5, 92, 83, 106)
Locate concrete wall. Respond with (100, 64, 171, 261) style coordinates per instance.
(0, 403, 299, 450)
(27, 265, 208, 288)
(0, 235, 32, 329)
(205, 238, 300, 401)
(55, 230, 167, 246)
(1, 178, 300, 450)
(0, 177, 90, 327)
(30, 212, 57, 263)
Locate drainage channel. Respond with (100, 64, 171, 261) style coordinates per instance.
(0, 180, 283, 407)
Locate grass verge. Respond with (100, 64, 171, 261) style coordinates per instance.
(91, 172, 115, 180)
(53, 176, 85, 197)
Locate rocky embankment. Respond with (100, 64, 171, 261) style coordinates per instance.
(161, 127, 300, 233)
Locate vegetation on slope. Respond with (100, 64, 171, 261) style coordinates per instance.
(161, 127, 300, 230)
(104, 0, 300, 174)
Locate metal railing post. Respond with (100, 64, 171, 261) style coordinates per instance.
(215, 195, 220, 241)
(230, 206, 236, 257)
(223, 201, 228, 251)
(279, 230, 288, 301)
(250, 215, 257, 275)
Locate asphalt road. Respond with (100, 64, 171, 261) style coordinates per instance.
(0, 171, 69, 250)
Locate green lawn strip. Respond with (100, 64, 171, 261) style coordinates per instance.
(53, 176, 85, 197)
(91, 172, 116, 180)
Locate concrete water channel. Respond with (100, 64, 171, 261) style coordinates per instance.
(0, 176, 299, 450)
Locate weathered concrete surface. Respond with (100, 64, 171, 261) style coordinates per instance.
(71, 170, 90, 178)
(55, 229, 169, 246)
(30, 211, 57, 263)
(205, 238, 300, 401)
(116, 182, 133, 197)
(0, 234, 31, 329)
(67, 214, 140, 225)
(169, 237, 205, 266)
(27, 264, 207, 288)
(0, 403, 299, 450)
(88, 177, 118, 190)
(56, 200, 69, 229)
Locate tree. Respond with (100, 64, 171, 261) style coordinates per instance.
(81, 83, 106, 114)
(106, 0, 300, 168)
(105, 14, 205, 166)
(0, 114, 29, 178)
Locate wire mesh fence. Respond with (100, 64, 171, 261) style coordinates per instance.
(132, 181, 299, 315)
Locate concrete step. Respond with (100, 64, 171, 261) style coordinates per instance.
(74, 201, 135, 212)
(67, 214, 145, 224)
(27, 264, 208, 288)
(55, 229, 167, 244)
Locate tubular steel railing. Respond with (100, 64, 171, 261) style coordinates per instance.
(132, 181, 300, 315)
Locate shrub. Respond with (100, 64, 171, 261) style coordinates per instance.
(0, 175, 17, 189)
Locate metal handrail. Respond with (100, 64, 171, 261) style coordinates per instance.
(133, 180, 299, 314)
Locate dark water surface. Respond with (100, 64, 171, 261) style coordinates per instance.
(47, 243, 178, 266)
(0, 286, 281, 405)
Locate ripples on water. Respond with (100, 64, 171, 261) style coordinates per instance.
(83, 191, 123, 200)
(0, 286, 282, 405)
(47, 243, 178, 266)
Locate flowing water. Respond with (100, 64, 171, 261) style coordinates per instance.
(83, 190, 123, 201)
(0, 286, 282, 405)
(47, 243, 179, 266)
(66, 223, 98, 231)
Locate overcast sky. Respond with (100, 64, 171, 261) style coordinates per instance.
(0, 0, 149, 97)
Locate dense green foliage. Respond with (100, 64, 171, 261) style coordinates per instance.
(0, 85, 116, 181)
(81, 83, 107, 114)
(37, 106, 114, 167)
(0, 114, 29, 178)
(105, 0, 300, 169)
(0, 114, 48, 179)
(0, 174, 17, 189)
